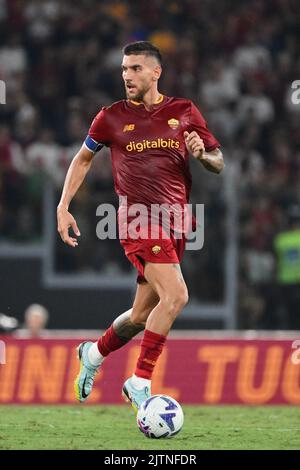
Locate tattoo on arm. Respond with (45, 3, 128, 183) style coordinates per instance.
(200, 148, 224, 174)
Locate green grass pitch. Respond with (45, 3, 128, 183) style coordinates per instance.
(0, 405, 299, 450)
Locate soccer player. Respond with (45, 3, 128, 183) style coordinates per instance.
(57, 41, 224, 411)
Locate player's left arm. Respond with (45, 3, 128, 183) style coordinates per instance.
(186, 102, 224, 174)
(184, 131, 224, 174)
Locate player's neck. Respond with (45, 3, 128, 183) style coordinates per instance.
(133, 89, 162, 111)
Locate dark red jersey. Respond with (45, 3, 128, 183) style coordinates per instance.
(85, 95, 220, 219)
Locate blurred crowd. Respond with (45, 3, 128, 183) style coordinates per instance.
(0, 303, 49, 337)
(0, 0, 299, 327)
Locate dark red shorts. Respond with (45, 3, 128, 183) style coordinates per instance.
(120, 228, 186, 283)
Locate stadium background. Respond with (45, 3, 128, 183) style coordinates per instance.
(0, 0, 300, 437)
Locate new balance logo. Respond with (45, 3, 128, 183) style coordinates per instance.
(143, 358, 156, 366)
(123, 124, 135, 132)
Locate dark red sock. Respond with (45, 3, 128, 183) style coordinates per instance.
(97, 325, 126, 357)
(135, 329, 167, 380)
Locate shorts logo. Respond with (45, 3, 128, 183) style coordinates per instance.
(143, 358, 156, 366)
(168, 118, 179, 130)
(151, 245, 161, 255)
(123, 124, 135, 132)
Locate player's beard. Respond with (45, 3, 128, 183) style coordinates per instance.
(126, 83, 150, 102)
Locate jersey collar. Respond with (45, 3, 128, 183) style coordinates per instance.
(127, 94, 165, 110)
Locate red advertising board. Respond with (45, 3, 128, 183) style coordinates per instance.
(0, 338, 299, 405)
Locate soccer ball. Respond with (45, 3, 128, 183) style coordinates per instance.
(137, 395, 184, 439)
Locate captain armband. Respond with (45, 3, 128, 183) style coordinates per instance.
(84, 135, 104, 153)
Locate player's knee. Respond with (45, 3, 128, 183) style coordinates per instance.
(161, 286, 189, 317)
(182, 288, 189, 308)
(174, 287, 189, 312)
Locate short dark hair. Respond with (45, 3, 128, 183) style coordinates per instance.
(123, 41, 162, 65)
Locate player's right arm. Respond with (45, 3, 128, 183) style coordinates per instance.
(57, 108, 110, 247)
(57, 145, 94, 247)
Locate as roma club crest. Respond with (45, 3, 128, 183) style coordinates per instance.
(151, 245, 161, 255)
(168, 118, 179, 130)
